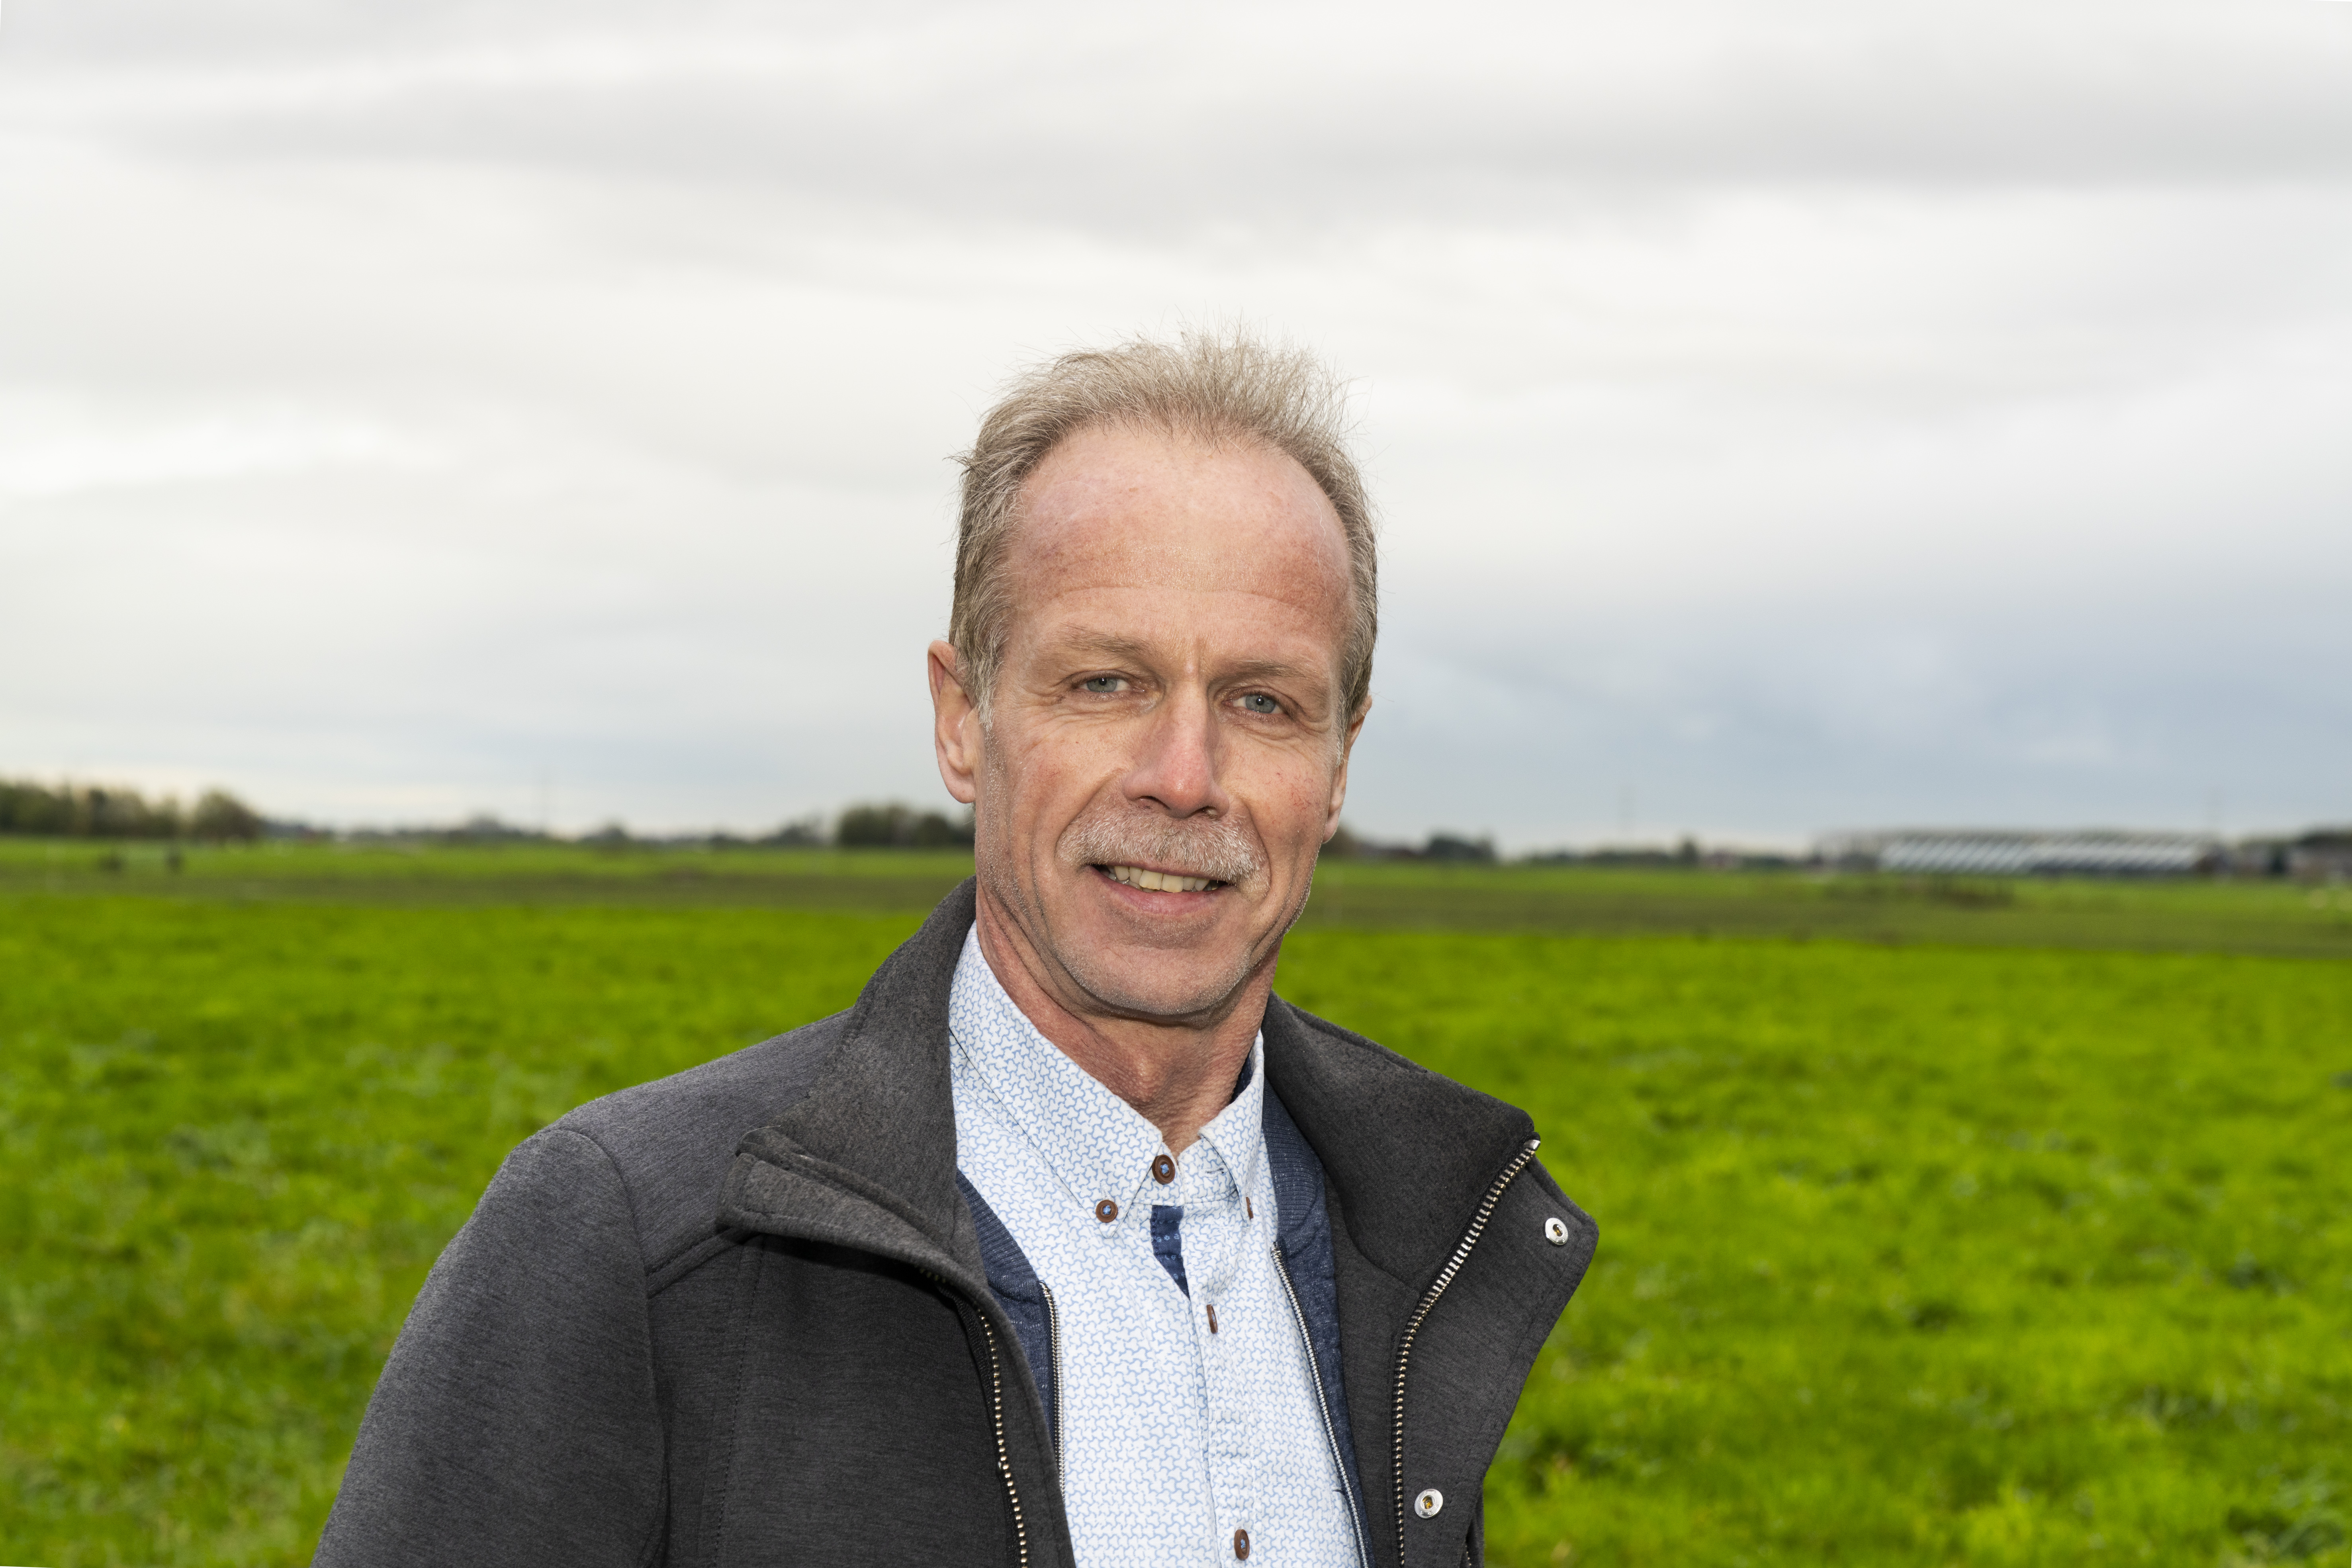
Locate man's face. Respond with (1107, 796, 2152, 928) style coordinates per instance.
(934, 422, 1364, 1027)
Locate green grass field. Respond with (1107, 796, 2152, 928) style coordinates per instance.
(8, 835, 2352, 955)
(3, 853, 2348, 1564)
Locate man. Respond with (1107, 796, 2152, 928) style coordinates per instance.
(316, 333, 1597, 1568)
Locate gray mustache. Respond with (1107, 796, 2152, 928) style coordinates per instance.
(1059, 811, 1266, 887)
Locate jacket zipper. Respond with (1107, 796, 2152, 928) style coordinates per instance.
(1391, 1137, 1542, 1566)
(1039, 1279, 1065, 1483)
(1272, 1243, 1373, 1568)
(926, 1266, 1033, 1568)
(974, 1310, 1033, 1568)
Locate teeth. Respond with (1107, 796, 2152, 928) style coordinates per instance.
(1106, 864, 1214, 893)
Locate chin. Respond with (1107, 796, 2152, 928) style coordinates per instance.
(1059, 945, 1260, 1024)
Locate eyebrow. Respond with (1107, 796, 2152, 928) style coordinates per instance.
(1053, 631, 1158, 665)
(1049, 631, 1321, 687)
(1218, 658, 1316, 684)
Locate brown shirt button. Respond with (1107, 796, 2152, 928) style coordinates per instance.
(1233, 1528, 1251, 1559)
(1094, 1199, 1118, 1223)
(1151, 1153, 1175, 1184)
(1206, 1303, 1219, 1333)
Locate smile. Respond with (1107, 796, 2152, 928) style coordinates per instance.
(1097, 863, 1222, 894)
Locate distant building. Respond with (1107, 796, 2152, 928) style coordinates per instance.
(1816, 828, 2217, 877)
(2287, 830, 2352, 882)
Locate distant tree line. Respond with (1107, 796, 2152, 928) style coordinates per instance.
(0, 778, 264, 841)
(1325, 823, 1498, 862)
(565, 803, 976, 850)
(834, 803, 975, 848)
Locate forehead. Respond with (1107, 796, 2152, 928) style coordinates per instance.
(1007, 423, 1352, 625)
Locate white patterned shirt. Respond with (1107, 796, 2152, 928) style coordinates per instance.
(948, 926, 1363, 1568)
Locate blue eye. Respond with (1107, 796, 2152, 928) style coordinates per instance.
(1082, 676, 1121, 693)
(1240, 693, 1280, 715)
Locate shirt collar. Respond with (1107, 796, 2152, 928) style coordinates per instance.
(948, 924, 1263, 1227)
(1190, 1041, 1266, 1208)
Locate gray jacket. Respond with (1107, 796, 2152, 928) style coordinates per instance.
(315, 883, 1597, 1568)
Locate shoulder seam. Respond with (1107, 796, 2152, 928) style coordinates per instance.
(540, 1124, 656, 1286)
(646, 1227, 747, 1297)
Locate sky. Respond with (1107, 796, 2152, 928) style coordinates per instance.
(2, 0, 2348, 850)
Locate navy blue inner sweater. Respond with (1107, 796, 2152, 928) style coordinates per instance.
(1151, 1206, 1188, 1295)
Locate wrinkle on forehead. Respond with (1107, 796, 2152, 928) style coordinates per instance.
(1008, 424, 1353, 622)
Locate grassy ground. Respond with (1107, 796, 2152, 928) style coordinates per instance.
(0, 898, 920, 1564)
(0, 839, 976, 910)
(1279, 930, 2352, 1566)
(5, 837, 2350, 956)
(2, 870, 2348, 1564)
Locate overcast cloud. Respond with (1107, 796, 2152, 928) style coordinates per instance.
(3, 0, 2348, 847)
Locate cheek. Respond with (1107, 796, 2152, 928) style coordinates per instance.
(1254, 763, 1340, 849)
(995, 726, 1103, 826)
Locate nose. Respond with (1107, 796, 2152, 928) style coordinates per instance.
(1121, 685, 1231, 820)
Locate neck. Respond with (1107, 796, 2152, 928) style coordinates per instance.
(972, 892, 1268, 1154)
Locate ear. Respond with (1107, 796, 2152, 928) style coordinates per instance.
(1323, 695, 1371, 840)
(930, 640, 982, 805)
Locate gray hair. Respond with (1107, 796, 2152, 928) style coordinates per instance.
(949, 330, 1377, 726)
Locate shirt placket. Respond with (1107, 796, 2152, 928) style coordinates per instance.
(1175, 1142, 1264, 1563)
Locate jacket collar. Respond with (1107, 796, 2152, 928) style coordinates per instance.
(721, 881, 987, 1288)
(720, 878, 1535, 1294)
(1260, 994, 1536, 1289)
